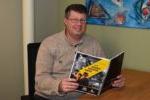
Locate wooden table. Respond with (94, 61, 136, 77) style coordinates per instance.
(80, 69, 150, 100)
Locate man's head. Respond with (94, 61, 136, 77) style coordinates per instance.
(65, 4, 87, 19)
(64, 4, 87, 39)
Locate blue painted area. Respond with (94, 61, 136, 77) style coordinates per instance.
(86, 0, 150, 29)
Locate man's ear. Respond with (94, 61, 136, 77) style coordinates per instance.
(64, 18, 67, 25)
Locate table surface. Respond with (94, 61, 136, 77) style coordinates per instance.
(79, 69, 150, 100)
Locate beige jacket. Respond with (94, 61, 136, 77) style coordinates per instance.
(35, 30, 105, 98)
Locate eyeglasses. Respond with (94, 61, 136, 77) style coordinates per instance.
(67, 18, 86, 24)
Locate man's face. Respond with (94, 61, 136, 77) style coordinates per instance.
(64, 10, 87, 36)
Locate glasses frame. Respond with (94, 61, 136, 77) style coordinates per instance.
(67, 18, 87, 24)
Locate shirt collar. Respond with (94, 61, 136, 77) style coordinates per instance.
(62, 30, 84, 46)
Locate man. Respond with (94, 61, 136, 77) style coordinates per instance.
(35, 4, 125, 100)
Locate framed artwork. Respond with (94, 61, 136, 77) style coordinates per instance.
(86, 0, 150, 29)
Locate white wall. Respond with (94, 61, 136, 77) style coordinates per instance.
(34, 0, 60, 42)
(0, 0, 23, 100)
(0, 0, 61, 99)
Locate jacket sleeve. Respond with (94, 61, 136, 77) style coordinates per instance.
(93, 39, 106, 58)
(35, 40, 61, 95)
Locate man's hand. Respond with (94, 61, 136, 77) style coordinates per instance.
(111, 74, 125, 88)
(58, 78, 79, 93)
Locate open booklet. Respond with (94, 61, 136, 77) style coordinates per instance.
(69, 51, 124, 95)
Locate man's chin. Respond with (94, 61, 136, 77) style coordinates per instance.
(73, 31, 83, 35)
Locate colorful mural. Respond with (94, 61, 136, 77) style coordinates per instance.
(86, 0, 150, 29)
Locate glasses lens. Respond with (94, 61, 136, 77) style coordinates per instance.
(68, 18, 86, 23)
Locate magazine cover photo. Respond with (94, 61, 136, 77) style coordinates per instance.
(69, 51, 110, 95)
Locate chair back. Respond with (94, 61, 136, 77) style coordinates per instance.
(27, 43, 40, 96)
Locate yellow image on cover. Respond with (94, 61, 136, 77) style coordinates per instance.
(78, 59, 110, 78)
